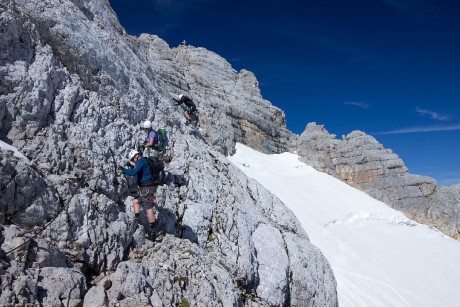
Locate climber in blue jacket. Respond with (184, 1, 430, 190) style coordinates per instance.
(121, 149, 158, 237)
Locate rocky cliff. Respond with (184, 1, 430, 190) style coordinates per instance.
(132, 34, 294, 155)
(0, 0, 337, 306)
(296, 123, 460, 239)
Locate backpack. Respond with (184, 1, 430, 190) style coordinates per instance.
(153, 129, 168, 152)
(146, 156, 166, 185)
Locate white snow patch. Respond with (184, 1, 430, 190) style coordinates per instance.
(229, 143, 460, 307)
(0, 140, 28, 160)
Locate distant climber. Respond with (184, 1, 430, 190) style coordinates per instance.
(121, 149, 159, 238)
(173, 94, 198, 126)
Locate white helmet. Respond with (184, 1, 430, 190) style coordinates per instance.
(141, 120, 152, 129)
(178, 94, 183, 99)
(128, 149, 139, 161)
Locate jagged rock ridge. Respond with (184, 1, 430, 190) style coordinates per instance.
(0, 0, 337, 306)
(296, 122, 460, 239)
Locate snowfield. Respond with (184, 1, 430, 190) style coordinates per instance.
(229, 143, 460, 307)
(0, 140, 28, 160)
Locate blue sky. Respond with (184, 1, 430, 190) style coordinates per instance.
(109, 0, 460, 186)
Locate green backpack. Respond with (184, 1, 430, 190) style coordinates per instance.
(153, 129, 168, 152)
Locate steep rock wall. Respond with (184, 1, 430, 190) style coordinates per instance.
(131, 34, 294, 155)
(296, 122, 460, 239)
(0, 0, 337, 305)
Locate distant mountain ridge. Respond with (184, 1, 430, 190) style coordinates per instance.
(296, 123, 460, 239)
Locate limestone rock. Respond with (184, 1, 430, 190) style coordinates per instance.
(0, 260, 39, 306)
(284, 233, 337, 307)
(83, 286, 109, 307)
(0, 259, 87, 306)
(424, 184, 460, 239)
(0, 152, 60, 229)
(37, 267, 87, 307)
(252, 223, 289, 306)
(296, 122, 340, 176)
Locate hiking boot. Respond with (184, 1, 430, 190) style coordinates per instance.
(146, 230, 156, 240)
(146, 228, 166, 241)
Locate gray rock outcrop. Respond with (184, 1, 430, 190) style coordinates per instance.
(296, 123, 340, 176)
(0, 151, 60, 227)
(296, 122, 459, 239)
(0, 0, 337, 306)
(423, 184, 460, 239)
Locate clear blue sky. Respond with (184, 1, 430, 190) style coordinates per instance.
(109, 0, 460, 186)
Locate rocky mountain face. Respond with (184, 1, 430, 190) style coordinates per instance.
(132, 34, 294, 156)
(296, 123, 460, 239)
(0, 0, 337, 306)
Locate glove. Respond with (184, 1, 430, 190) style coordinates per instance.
(123, 162, 134, 169)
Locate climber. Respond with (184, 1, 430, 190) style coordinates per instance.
(140, 120, 159, 158)
(173, 94, 198, 126)
(121, 149, 158, 238)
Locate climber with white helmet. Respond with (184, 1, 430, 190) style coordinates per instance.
(121, 149, 158, 238)
(173, 94, 198, 126)
(141, 119, 159, 158)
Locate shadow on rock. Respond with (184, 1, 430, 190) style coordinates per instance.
(151, 206, 198, 245)
(166, 172, 187, 187)
(180, 225, 198, 244)
(156, 206, 177, 237)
